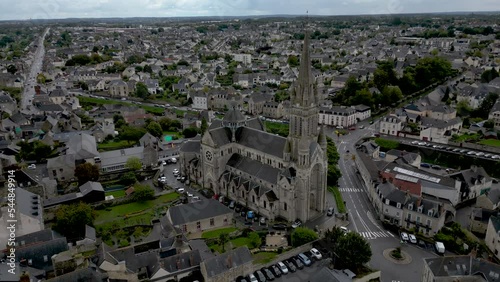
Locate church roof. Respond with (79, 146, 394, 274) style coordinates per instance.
(223, 104, 246, 123)
(226, 153, 281, 184)
(235, 127, 287, 158)
(292, 30, 317, 106)
(208, 127, 232, 146)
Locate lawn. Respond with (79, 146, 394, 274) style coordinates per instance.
(328, 186, 346, 213)
(201, 227, 238, 239)
(479, 139, 500, 147)
(94, 192, 180, 225)
(105, 190, 126, 198)
(374, 138, 400, 150)
(78, 96, 168, 115)
(452, 133, 481, 142)
(253, 252, 278, 265)
(208, 236, 251, 253)
(98, 140, 137, 151)
(264, 121, 289, 137)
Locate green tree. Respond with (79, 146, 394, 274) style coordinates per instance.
(120, 171, 137, 185)
(287, 55, 299, 67)
(120, 126, 147, 144)
(132, 183, 155, 202)
(381, 85, 403, 106)
(17, 141, 52, 162)
(291, 227, 318, 247)
(335, 232, 372, 270)
(484, 119, 495, 129)
(324, 226, 345, 246)
(183, 127, 199, 138)
(143, 64, 153, 73)
(248, 232, 262, 249)
(53, 203, 94, 240)
(6, 64, 17, 74)
(350, 88, 373, 106)
(37, 73, 46, 84)
(200, 117, 208, 134)
(74, 163, 100, 185)
(326, 137, 341, 186)
(481, 68, 499, 83)
(473, 93, 499, 119)
(146, 121, 163, 137)
(135, 82, 149, 99)
(125, 156, 142, 170)
(219, 232, 229, 252)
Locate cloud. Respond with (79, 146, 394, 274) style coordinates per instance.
(0, 0, 498, 20)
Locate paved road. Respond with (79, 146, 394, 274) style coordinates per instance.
(21, 28, 49, 112)
(328, 120, 439, 282)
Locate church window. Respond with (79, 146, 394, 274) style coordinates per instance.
(264, 201, 267, 209)
(252, 196, 255, 203)
(221, 150, 224, 156)
(232, 187, 235, 193)
(284, 203, 287, 211)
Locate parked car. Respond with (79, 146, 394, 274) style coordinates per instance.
(400, 232, 409, 242)
(261, 267, 275, 281)
(284, 260, 296, 272)
(176, 188, 185, 193)
(248, 274, 258, 282)
(277, 262, 288, 274)
(254, 270, 266, 282)
(310, 248, 322, 260)
(408, 234, 417, 244)
(297, 253, 311, 266)
(420, 163, 431, 168)
(272, 223, 288, 230)
(260, 217, 266, 225)
(291, 219, 302, 228)
(229, 201, 235, 209)
(270, 265, 281, 277)
(340, 226, 349, 234)
(28, 164, 36, 169)
(327, 207, 334, 216)
(173, 169, 179, 174)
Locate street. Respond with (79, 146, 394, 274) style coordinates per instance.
(21, 27, 49, 113)
(329, 121, 439, 282)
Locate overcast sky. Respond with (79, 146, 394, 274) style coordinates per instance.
(1, 0, 499, 20)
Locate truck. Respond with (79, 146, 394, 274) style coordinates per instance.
(435, 241, 445, 254)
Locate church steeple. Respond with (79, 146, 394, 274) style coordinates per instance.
(291, 30, 317, 107)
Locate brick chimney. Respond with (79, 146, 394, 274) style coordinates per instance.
(34, 85, 41, 95)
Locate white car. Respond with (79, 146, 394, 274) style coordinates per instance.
(161, 161, 166, 165)
(277, 261, 289, 274)
(27, 164, 36, 169)
(291, 219, 302, 228)
(159, 177, 167, 183)
(192, 196, 200, 201)
(186, 192, 193, 197)
(173, 169, 179, 174)
(248, 274, 258, 282)
(340, 226, 349, 234)
(310, 248, 322, 260)
(408, 234, 417, 244)
(400, 232, 409, 241)
(176, 188, 185, 193)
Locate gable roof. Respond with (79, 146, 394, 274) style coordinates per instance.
(66, 133, 99, 160)
(226, 153, 281, 185)
(202, 246, 253, 278)
(167, 199, 232, 226)
(235, 127, 286, 158)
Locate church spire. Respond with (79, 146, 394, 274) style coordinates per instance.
(292, 30, 316, 107)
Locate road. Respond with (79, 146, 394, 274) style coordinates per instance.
(21, 28, 50, 113)
(330, 121, 438, 282)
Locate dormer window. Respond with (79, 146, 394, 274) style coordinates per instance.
(408, 204, 413, 210)
(397, 203, 401, 209)
(385, 199, 390, 205)
(418, 206, 423, 213)
(428, 210, 433, 217)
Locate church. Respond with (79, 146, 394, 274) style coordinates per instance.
(179, 33, 328, 222)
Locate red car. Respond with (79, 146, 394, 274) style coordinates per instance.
(349, 127, 356, 130)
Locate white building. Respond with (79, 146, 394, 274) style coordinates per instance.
(318, 106, 357, 127)
(192, 92, 208, 110)
(380, 114, 403, 136)
(485, 216, 500, 260)
(233, 54, 252, 65)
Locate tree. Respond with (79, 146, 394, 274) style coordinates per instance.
(201, 117, 208, 134)
(326, 137, 341, 186)
(287, 55, 299, 67)
(125, 156, 142, 171)
(218, 232, 229, 252)
(120, 171, 137, 185)
(143, 64, 152, 73)
(291, 227, 318, 247)
(146, 121, 163, 137)
(183, 127, 199, 138)
(120, 126, 147, 144)
(473, 93, 499, 119)
(135, 82, 149, 99)
(53, 202, 94, 240)
(74, 163, 100, 185)
(36, 73, 46, 84)
(481, 68, 499, 83)
(248, 232, 262, 249)
(484, 119, 495, 129)
(17, 140, 52, 162)
(132, 183, 155, 202)
(6, 64, 17, 74)
(335, 232, 372, 270)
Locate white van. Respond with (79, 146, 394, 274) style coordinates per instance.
(435, 241, 445, 254)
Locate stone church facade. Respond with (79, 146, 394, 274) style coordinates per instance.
(179, 33, 328, 222)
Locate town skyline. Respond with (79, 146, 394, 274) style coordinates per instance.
(1, 0, 500, 21)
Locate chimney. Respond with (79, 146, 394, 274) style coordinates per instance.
(189, 254, 195, 266)
(35, 85, 41, 95)
(416, 197, 422, 207)
(176, 258, 181, 270)
(226, 254, 233, 268)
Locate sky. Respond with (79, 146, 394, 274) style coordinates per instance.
(0, 0, 499, 20)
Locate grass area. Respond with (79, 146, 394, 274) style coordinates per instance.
(201, 227, 238, 239)
(451, 132, 481, 142)
(208, 236, 251, 253)
(253, 252, 278, 264)
(78, 96, 180, 115)
(479, 139, 500, 147)
(95, 192, 180, 225)
(328, 186, 346, 213)
(264, 121, 289, 137)
(98, 140, 137, 151)
(374, 138, 400, 150)
(105, 190, 126, 198)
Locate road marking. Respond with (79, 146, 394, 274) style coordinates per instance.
(339, 188, 363, 193)
(359, 231, 393, 240)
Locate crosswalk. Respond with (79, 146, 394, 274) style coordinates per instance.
(359, 231, 395, 240)
(338, 188, 364, 193)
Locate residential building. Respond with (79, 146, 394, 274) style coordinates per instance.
(165, 199, 233, 234)
(200, 246, 253, 282)
(192, 91, 208, 110)
(247, 94, 272, 115)
(380, 114, 403, 136)
(43, 181, 105, 208)
(353, 104, 371, 121)
(422, 255, 500, 282)
(449, 166, 492, 200)
(99, 146, 144, 172)
(419, 116, 462, 144)
(47, 154, 76, 181)
(486, 216, 500, 260)
(475, 187, 500, 210)
(108, 80, 129, 97)
(489, 99, 500, 130)
(318, 106, 357, 127)
(262, 101, 283, 119)
(179, 33, 328, 222)
(233, 54, 252, 65)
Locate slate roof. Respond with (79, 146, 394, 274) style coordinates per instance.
(17, 229, 63, 246)
(100, 146, 144, 168)
(161, 249, 202, 274)
(66, 133, 99, 160)
(309, 267, 352, 282)
(486, 187, 500, 205)
(226, 153, 281, 184)
(180, 140, 201, 153)
(449, 166, 491, 189)
(15, 187, 43, 222)
(208, 127, 232, 146)
(16, 237, 69, 271)
(235, 127, 286, 158)
(424, 255, 500, 281)
(45, 268, 105, 282)
(47, 154, 75, 169)
(79, 181, 104, 195)
(491, 216, 500, 233)
(202, 246, 253, 278)
(167, 198, 232, 226)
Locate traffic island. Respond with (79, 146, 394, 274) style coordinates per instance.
(383, 247, 412, 264)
